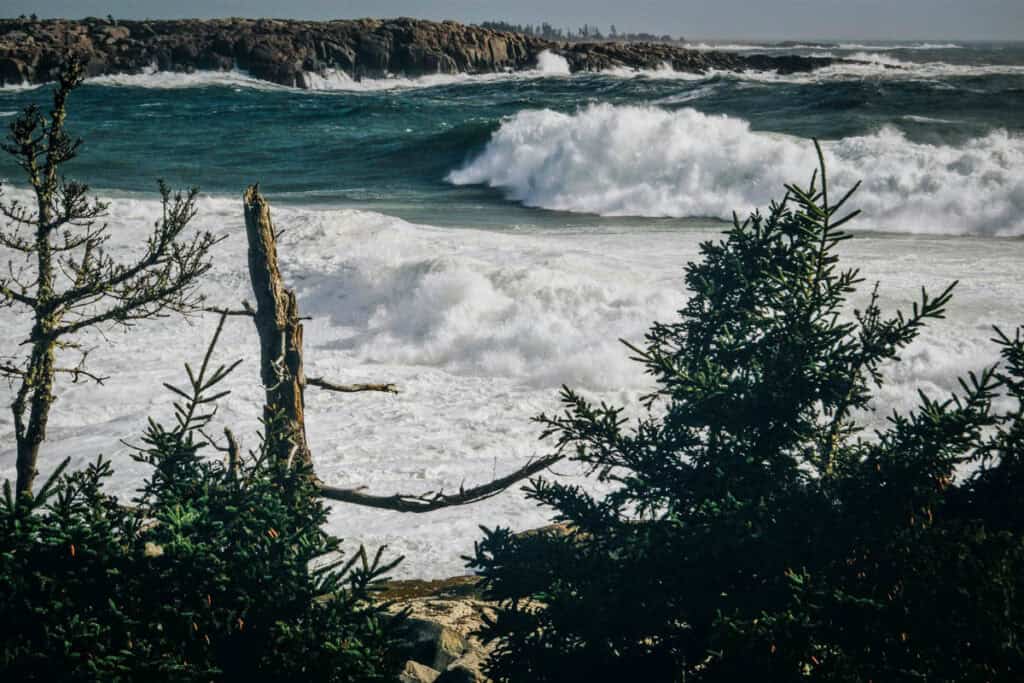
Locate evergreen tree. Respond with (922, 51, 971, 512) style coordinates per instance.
(0, 316, 402, 681)
(470, 146, 1024, 682)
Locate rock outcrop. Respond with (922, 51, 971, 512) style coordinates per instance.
(556, 40, 837, 75)
(0, 17, 546, 87)
(384, 576, 496, 683)
(0, 16, 847, 88)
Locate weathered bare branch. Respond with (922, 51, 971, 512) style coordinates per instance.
(55, 365, 107, 385)
(0, 362, 25, 378)
(0, 280, 37, 307)
(317, 452, 563, 512)
(51, 186, 217, 311)
(306, 376, 398, 394)
(48, 180, 108, 233)
(2, 58, 220, 498)
(0, 194, 39, 229)
(0, 225, 35, 251)
(204, 305, 256, 318)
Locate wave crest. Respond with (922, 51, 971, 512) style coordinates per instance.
(448, 104, 1024, 236)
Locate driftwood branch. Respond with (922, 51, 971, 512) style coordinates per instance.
(317, 452, 563, 512)
(306, 376, 398, 394)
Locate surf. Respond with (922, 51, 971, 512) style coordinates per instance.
(449, 103, 1024, 236)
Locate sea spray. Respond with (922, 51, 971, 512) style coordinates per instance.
(449, 104, 1024, 235)
(535, 50, 572, 75)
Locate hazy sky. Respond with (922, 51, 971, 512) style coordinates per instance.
(5, 1, 1022, 41)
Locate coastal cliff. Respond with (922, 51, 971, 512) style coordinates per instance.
(0, 16, 839, 88)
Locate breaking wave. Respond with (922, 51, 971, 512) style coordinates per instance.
(85, 68, 285, 90)
(535, 50, 572, 75)
(303, 52, 567, 91)
(448, 104, 1024, 236)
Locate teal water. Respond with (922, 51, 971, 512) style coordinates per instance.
(1, 41, 1022, 232)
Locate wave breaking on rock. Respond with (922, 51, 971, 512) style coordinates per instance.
(1, 16, 850, 89)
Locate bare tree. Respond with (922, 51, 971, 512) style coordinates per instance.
(0, 60, 220, 499)
(239, 185, 564, 512)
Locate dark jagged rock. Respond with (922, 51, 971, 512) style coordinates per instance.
(555, 40, 837, 76)
(0, 16, 848, 88)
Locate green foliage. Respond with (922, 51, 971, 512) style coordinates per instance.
(470, 146, 1024, 682)
(0, 319, 402, 681)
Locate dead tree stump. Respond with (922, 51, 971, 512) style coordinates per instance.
(239, 184, 564, 510)
(243, 185, 311, 468)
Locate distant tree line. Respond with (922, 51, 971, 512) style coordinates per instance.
(477, 20, 683, 44)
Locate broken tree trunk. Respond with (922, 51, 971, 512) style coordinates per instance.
(240, 184, 566, 511)
(243, 185, 311, 468)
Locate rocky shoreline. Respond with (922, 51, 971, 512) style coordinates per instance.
(0, 16, 844, 88)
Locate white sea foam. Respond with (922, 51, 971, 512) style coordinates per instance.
(571, 53, 1024, 84)
(535, 49, 572, 75)
(5, 66, 518, 93)
(449, 104, 1024, 236)
(304, 50, 570, 90)
(0, 186, 1022, 577)
(600, 63, 706, 81)
(837, 42, 963, 50)
(824, 51, 1024, 77)
(902, 114, 961, 125)
(86, 68, 291, 90)
(303, 68, 525, 91)
(0, 81, 41, 92)
(0, 191, 683, 576)
(3, 47, 1015, 93)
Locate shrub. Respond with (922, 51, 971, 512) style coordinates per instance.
(0, 319, 402, 681)
(469, 147, 1024, 682)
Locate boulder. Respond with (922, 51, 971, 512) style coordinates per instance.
(395, 617, 471, 672)
(98, 25, 130, 43)
(399, 660, 442, 683)
(436, 651, 488, 683)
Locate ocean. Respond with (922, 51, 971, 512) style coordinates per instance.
(1, 42, 1023, 577)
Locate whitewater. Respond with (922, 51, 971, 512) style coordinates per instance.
(1, 42, 1023, 577)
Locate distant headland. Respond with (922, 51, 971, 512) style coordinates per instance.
(0, 16, 843, 88)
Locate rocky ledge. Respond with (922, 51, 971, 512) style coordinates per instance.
(0, 16, 846, 88)
(384, 576, 494, 682)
